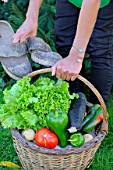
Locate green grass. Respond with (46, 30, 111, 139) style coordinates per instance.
(88, 95, 113, 170)
(0, 90, 113, 170)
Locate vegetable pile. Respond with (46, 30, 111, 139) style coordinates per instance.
(0, 76, 105, 149)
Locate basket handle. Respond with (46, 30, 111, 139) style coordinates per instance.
(27, 68, 108, 134)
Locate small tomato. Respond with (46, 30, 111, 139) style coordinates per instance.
(35, 128, 58, 149)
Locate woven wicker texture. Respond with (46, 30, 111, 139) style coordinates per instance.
(12, 130, 104, 170)
(11, 68, 108, 170)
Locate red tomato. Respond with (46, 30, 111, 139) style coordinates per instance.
(35, 128, 58, 149)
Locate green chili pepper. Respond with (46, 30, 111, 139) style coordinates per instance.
(68, 133, 85, 147)
(82, 104, 101, 127)
(83, 107, 103, 133)
(46, 110, 69, 148)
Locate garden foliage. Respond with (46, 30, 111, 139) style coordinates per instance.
(0, 0, 56, 89)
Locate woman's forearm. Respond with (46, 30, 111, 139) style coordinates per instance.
(26, 0, 43, 20)
(72, 0, 100, 57)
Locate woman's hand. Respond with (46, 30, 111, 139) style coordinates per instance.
(13, 18, 38, 43)
(52, 48, 84, 81)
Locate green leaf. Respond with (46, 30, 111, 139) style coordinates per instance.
(20, 110, 38, 127)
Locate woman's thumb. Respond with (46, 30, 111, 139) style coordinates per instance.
(52, 65, 56, 76)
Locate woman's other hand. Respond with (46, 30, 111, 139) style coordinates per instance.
(13, 18, 38, 43)
(52, 47, 84, 81)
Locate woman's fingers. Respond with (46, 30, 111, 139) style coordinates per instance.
(61, 73, 67, 80)
(13, 18, 38, 44)
(13, 32, 21, 43)
(19, 34, 30, 43)
(13, 32, 30, 43)
(65, 74, 72, 81)
(52, 65, 57, 76)
(56, 66, 62, 79)
(71, 75, 77, 81)
(61, 70, 70, 81)
(52, 65, 77, 81)
(65, 72, 77, 81)
(13, 27, 30, 43)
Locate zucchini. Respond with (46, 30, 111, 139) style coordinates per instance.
(68, 92, 87, 133)
(83, 107, 103, 133)
(82, 104, 101, 127)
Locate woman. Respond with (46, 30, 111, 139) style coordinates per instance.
(13, 0, 113, 104)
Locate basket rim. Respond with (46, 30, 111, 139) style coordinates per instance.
(11, 129, 105, 155)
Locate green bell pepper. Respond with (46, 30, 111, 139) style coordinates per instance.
(46, 110, 69, 148)
(68, 133, 85, 147)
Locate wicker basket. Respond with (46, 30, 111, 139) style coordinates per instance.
(11, 68, 108, 170)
